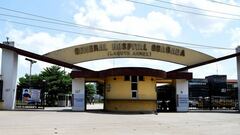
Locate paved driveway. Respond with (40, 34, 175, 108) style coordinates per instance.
(0, 110, 239, 135)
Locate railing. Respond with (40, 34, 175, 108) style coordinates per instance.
(189, 97, 238, 110)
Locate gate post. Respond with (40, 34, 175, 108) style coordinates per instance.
(72, 75, 85, 111)
(1, 41, 18, 110)
(236, 46, 240, 111)
(175, 79, 189, 112)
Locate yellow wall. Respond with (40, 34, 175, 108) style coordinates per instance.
(105, 76, 131, 99)
(105, 76, 156, 100)
(138, 76, 156, 99)
(105, 100, 156, 112)
(104, 76, 157, 112)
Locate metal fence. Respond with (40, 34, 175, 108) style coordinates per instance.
(189, 96, 238, 110)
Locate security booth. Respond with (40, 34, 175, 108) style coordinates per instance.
(0, 40, 217, 111)
(44, 40, 214, 112)
(70, 67, 192, 112)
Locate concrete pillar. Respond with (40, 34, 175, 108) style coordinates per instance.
(175, 79, 189, 112)
(236, 46, 240, 111)
(72, 77, 85, 111)
(1, 41, 18, 110)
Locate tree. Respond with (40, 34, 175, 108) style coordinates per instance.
(96, 83, 104, 96)
(17, 74, 43, 101)
(39, 66, 71, 106)
(85, 83, 96, 104)
(18, 65, 72, 106)
(18, 74, 43, 89)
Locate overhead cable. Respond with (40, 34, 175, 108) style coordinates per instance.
(0, 6, 235, 50)
(154, 0, 240, 18)
(0, 19, 120, 40)
(125, 0, 240, 21)
(206, 0, 240, 8)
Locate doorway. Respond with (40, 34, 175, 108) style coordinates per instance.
(156, 83, 176, 112)
(85, 82, 104, 111)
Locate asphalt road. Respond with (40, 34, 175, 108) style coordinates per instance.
(0, 109, 239, 135)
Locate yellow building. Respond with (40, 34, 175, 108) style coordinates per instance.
(44, 40, 214, 112)
(71, 67, 192, 112)
(104, 75, 157, 112)
(0, 40, 214, 112)
(0, 40, 229, 112)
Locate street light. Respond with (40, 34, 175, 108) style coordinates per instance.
(25, 58, 37, 90)
(42, 79, 46, 109)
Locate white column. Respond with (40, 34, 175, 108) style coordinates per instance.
(236, 46, 240, 111)
(1, 41, 18, 110)
(175, 79, 189, 112)
(72, 77, 85, 111)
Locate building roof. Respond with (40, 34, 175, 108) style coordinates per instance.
(227, 79, 237, 83)
(71, 67, 192, 80)
(45, 40, 215, 66)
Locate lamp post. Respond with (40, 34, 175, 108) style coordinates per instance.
(25, 58, 37, 90)
(42, 79, 46, 109)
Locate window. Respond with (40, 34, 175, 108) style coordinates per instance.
(139, 76, 144, 81)
(131, 76, 138, 98)
(131, 76, 137, 82)
(132, 91, 137, 98)
(131, 83, 138, 90)
(124, 76, 130, 81)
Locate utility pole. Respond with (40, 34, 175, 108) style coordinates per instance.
(25, 58, 37, 90)
(236, 46, 240, 111)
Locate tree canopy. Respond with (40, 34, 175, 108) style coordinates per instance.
(17, 65, 103, 106)
(18, 65, 72, 106)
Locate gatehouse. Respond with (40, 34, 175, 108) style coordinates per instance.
(2, 40, 239, 112)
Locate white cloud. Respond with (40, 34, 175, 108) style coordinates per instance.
(74, 0, 182, 41)
(100, 0, 135, 17)
(4, 27, 114, 78)
(2, 0, 238, 81)
(70, 36, 108, 46)
(6, 29, 67, 54)
(171, 0, 240, 34)
(74, 0, 110, 26)
(5, 29, 69, 78)
(102, 11, 181, 38)
(231, 27, 240, 48)
(190, 58, 237, 79)
(190, 63, 220, 78)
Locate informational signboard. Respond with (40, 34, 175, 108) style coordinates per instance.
(22, 88, 41, 103)
(177, 94, 188, 108)
(73, 93, 85, 111)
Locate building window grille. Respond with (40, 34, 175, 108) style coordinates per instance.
(139, 76, 144, 81)
(131, 83, 138, 90)
(124, 76, 130, 81)
(131, 76, 137, 82)
(131, 76, 139, 98)
(132, 91, 137, 98)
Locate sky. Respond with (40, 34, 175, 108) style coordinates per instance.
(0, 0, 240, 81)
